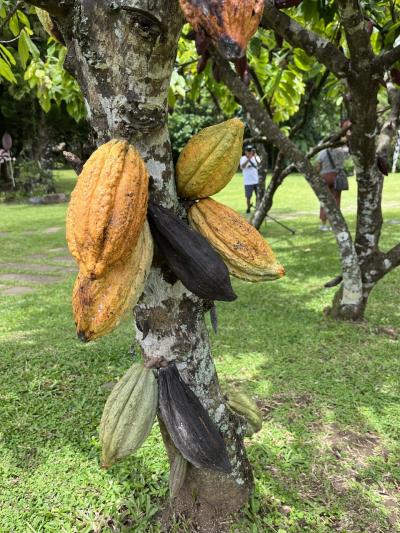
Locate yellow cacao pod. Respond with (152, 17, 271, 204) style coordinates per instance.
(176, 119, 244, 199)
(188, 198, 285, 282)
(66, 139, 149, 279)
(72, 221, 153, 342)
(99, 363, 158, 468)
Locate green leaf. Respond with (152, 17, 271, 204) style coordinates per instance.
(167, 86, 176, 109)
(9, 13, 19, 37)
(24, 31, 40, 59)
(0, 58, 17, 83)
(0, 44, 16, 66)
(16, 9, 31, 29)
(18, 30, 29, 69)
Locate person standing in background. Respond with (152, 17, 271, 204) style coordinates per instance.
(240, 145, 260, 213)
(316, 121, 351, 231)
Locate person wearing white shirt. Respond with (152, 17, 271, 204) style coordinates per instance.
(240, 145, 260, 213)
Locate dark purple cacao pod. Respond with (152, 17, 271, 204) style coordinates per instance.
(377, 156, 388, 176)
(148, 203, 237, 302)
(158, 364, 232, 473)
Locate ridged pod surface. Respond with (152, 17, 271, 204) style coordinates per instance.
(66, 139, 149, 279)
(225, 388, 263, 437)
(176, 119, 244, 199)
(72, 221, 153, 342)
(188, 198, 285, 282)
(179, 0, 264, 59)
(169, 452, 188, 499)
(148, 203, 236, 302)
(99, 364, 158, 468)
(158, 364, 232, 473)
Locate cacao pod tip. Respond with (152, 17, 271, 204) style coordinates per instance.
(277, 265, 285, 278)
(217, 36, 244, 60)
(77, 330, 90, 343)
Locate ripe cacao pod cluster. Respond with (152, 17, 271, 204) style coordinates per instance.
(179, 0, 264, 60)
(67, 140, 153, 341)
(175, 121, 285, 283)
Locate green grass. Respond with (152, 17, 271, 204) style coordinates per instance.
(0, 171, 400, 532)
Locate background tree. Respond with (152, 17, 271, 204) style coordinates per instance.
(175, 0, 400, 321)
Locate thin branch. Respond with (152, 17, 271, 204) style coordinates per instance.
(374, 45, 400, 72)
(0, 1, 22, 33)
(63, 151, 83, 175)
(22, 0, 71, 16)
(384, 243, 400, 272)
(261, 0, 349, 78)
(377, 81, 400, 162)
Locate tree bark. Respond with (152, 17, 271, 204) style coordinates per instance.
(26, 0, 253, 527)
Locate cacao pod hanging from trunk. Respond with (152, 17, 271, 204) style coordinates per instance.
(224, 387, 263, 437)
(158, 364, 232, 473)
(179, 0, 264, 59)
(67, 139, 149, 279)
(188, 198, 285, 282)
(169, 452, 188, 498)
(176, 118, 244, 200)
(99, 363, 158, 468)
(72, 220, 153, 342)
(148, 203, 236, 302)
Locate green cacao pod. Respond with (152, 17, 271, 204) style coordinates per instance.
(169, 452, 188, 499)
(176, 119, 244, 199)
(99, 364, 158, 468)
(158, 364, 232, 473)
(148, 202, 236, 302)
(225, 388, 262, 436)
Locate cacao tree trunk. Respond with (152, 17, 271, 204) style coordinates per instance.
(29, 0, 252, 528)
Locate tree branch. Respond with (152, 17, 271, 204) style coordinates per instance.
(261, 0, 349, 78)
(215, 52, 363, 315)
(22, 0, 71, 16)
(384, 243, 400, 272)
(374, 45, 400, 71)
(337, 0, 375, 68)
(376, 82, 400, 164)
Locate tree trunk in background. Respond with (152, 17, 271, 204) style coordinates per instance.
(29, 0, 252, 528)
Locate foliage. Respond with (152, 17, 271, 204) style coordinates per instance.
(3, 157, 54, 199)
(0, 0, 85, 121)
(0, 170, 399, 531)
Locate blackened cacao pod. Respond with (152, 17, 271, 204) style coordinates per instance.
(158, 364, 232, 473)
(148, 203, 236, 302)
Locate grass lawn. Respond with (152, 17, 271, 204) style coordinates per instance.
(0, 171, 399, 532)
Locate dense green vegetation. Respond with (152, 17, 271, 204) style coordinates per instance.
(0, 172, 399, 531)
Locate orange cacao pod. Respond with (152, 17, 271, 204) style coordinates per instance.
(72, 221, 153, 342)
(176, 119, 244, 199)
(66, 140, 148, 279)
(179, 0, 264, 59)
(188, 198, 285, 282)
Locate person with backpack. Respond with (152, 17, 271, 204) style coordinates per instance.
(240, 145, 260, 213)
